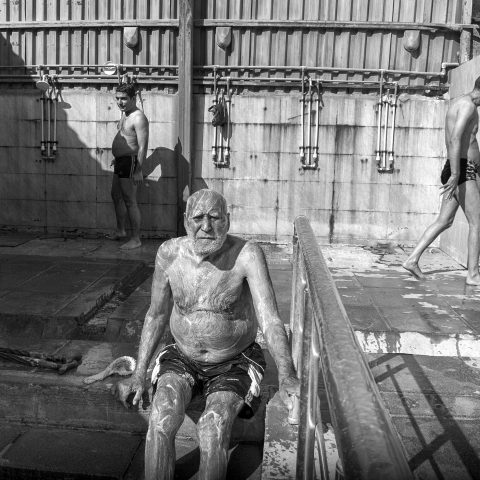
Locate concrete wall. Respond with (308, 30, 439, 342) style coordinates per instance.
(440, 56, 480, 267)
(0, 89, 178, 238)
(196, 93, 446, 243)
(0, 88, 447, 243)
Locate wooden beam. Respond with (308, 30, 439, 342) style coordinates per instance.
(176, 0, 193, 236)
(193, 19, 477, 32)
(0, 19, 475, 33)
(0, 20, 179, 29)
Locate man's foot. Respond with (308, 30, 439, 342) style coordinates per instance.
(402, 260, 426, 279)
(466, 273, 480, 286)
(120, 238, 142, 250)
(107, 231, 127, 241)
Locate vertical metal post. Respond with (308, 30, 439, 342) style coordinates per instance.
(460, 0, 473, 63)
(296, 293, 314, 480)
(289, 233, 305, 425)
(177, 0, 193, 235)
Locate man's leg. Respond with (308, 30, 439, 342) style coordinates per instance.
(403, 195, 459, 278)
(110, 175, 127, 239)
(197, 391, 244, 480)
(456, 180, 480, 285)
(145, 372, 193, 480)
(118, 177, 142, 249)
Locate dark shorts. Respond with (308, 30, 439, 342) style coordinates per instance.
(113, 155, 137, 179)
(151, 342, 266, 419)
(441, 158, 478, 186)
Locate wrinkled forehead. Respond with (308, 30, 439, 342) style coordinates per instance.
(186, 190, 227, 218)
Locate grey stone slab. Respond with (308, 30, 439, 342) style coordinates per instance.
(454, 309, 480, 335)
(370, 354, 480, 397)
(390, 417, 480, 480)
(344, 305, 390, 331)
(3, 428, 142, 478)
(54, 276, 118, 322)
(355, 273, 419, 289)
(16, 262, 113, 294)
(338, 288, 374, 307)
(0, 423, 25, 452)
(0, 291, 77, 316)
(368, 288, 444, 309)
(378, 306, 472, 335)
(109, 295, 151, 320)
(0, 234, 36, 247)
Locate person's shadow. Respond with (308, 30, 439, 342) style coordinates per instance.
(140, 145, 208, 237)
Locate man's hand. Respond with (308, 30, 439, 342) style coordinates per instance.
(110, 158, 116, 167)
(278, 375, 301, 412)
(132, 167, 143, 186)
(439, 173, 459, 201)
(112, 374, 146, 409)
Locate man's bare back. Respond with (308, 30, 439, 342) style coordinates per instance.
(158, 235, 258, 364)
(445, 95, 479, 163)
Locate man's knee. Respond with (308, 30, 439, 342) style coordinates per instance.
(197, 408, 228, 442)
(148, 385, 187, 435)
(122, 193, 138, 209)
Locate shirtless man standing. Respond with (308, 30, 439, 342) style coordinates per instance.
(403, 77, 480, 285)
(110, 83, 149, 250)
(113, 189, 299, 480)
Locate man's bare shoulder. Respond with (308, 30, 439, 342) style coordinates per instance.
(236, 239, 267, 265)
(130, 109, 149, 126)
(155, 237, 188, 267)
(449, 95, 476, 115)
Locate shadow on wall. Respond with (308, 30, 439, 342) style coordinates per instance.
(0, 32, 211, 238)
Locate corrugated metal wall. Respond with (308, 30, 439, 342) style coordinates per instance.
(0, 0, 463, 80)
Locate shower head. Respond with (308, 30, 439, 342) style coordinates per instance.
(36, 75, 50, 91)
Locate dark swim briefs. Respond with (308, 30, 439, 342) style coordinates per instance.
(151, 342, 266, 419)
(113, 155, 138, 179)
(441, 158, 479, 186)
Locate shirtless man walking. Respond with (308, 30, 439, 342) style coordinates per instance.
(113, 189, 299, 480)
(110, 83, 149, 250)
(403, 76, 480, 285)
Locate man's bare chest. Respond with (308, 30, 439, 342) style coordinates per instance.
(168, 263, 246, 307)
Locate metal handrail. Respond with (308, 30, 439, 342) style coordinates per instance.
(290, 216, 413, 480)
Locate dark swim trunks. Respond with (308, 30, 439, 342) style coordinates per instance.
(113, 155, 137, 179)
(441, 158, 479, 186)
(151, 342, 266, 419)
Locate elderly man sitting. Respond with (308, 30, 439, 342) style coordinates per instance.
(113, 189, 299, 480)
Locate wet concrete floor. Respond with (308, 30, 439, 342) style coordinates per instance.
(0, 233, 479, 479)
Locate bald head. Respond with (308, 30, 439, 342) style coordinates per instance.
(186, 189, 227, 219)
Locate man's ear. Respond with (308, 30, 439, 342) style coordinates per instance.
(226, 213, 231, 232)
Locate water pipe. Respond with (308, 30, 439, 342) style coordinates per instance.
(306, 76, 313, 167)
(388, 82, 399, 170)
(212, 67, 218, 163)
(224, 77, 232, 164)
(381, 90, 390, 171)
(52, 76, 59, 157)
(375, 71, 384, 168)
(312, 80, 321, 166)
(299, 68, 305, 164)
(219, 88, 225, 165)
(46, 83, 52, 158)
(40, 92, 46, 156)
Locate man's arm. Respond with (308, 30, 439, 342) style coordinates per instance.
(242, 242, 299, 400)
(132, 113, 149, 184)
(113, 244, 172, 408)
